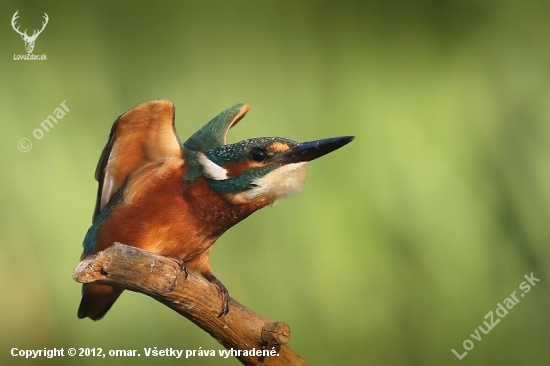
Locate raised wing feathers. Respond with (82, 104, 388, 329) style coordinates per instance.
(93, 100, 182, 221)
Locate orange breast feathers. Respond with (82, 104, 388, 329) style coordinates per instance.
(92, 158, 206, 262)
(91, 158, 259, 268)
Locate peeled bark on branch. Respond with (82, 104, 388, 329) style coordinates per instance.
(72, 243, 309, 366)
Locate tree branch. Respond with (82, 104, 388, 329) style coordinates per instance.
(72, 243, 309, 365)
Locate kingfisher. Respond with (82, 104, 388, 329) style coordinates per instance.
(78, 100, 353, 320)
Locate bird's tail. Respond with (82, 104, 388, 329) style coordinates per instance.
(78, 284, 123, 320)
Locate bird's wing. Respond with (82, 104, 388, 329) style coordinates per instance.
(92, 100, 182, 221)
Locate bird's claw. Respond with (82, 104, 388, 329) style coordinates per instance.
(217, 287, 230, 318)
(166, 256, 189, 279)
(204, 273, 230, 317)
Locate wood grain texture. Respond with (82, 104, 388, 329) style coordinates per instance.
(73, 243, 309, 366)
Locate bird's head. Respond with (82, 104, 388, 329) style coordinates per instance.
(183, 104, 353, 206)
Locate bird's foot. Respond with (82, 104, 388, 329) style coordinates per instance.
(204, 273, 230, 317)
(166, 256, 189, 279)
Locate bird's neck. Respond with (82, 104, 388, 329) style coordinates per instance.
(182, 175, 268, 238)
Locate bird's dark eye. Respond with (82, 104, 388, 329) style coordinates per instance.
(250, 148, 267, 162)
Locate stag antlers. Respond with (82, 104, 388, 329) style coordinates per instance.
(11, 11, 49, 53)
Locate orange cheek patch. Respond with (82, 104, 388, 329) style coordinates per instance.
(223, 161, 264, 176)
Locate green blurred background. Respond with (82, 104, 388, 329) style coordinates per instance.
(1, 0, 550, 365)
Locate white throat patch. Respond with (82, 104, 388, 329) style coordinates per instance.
(233, 162, 308, 203)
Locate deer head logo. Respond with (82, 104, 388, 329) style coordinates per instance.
(11, 11, 49, 54)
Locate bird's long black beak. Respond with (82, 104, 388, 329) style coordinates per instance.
(279, 136, 354, 164)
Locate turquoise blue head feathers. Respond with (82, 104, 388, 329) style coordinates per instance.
(183, 103, 354, 204)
